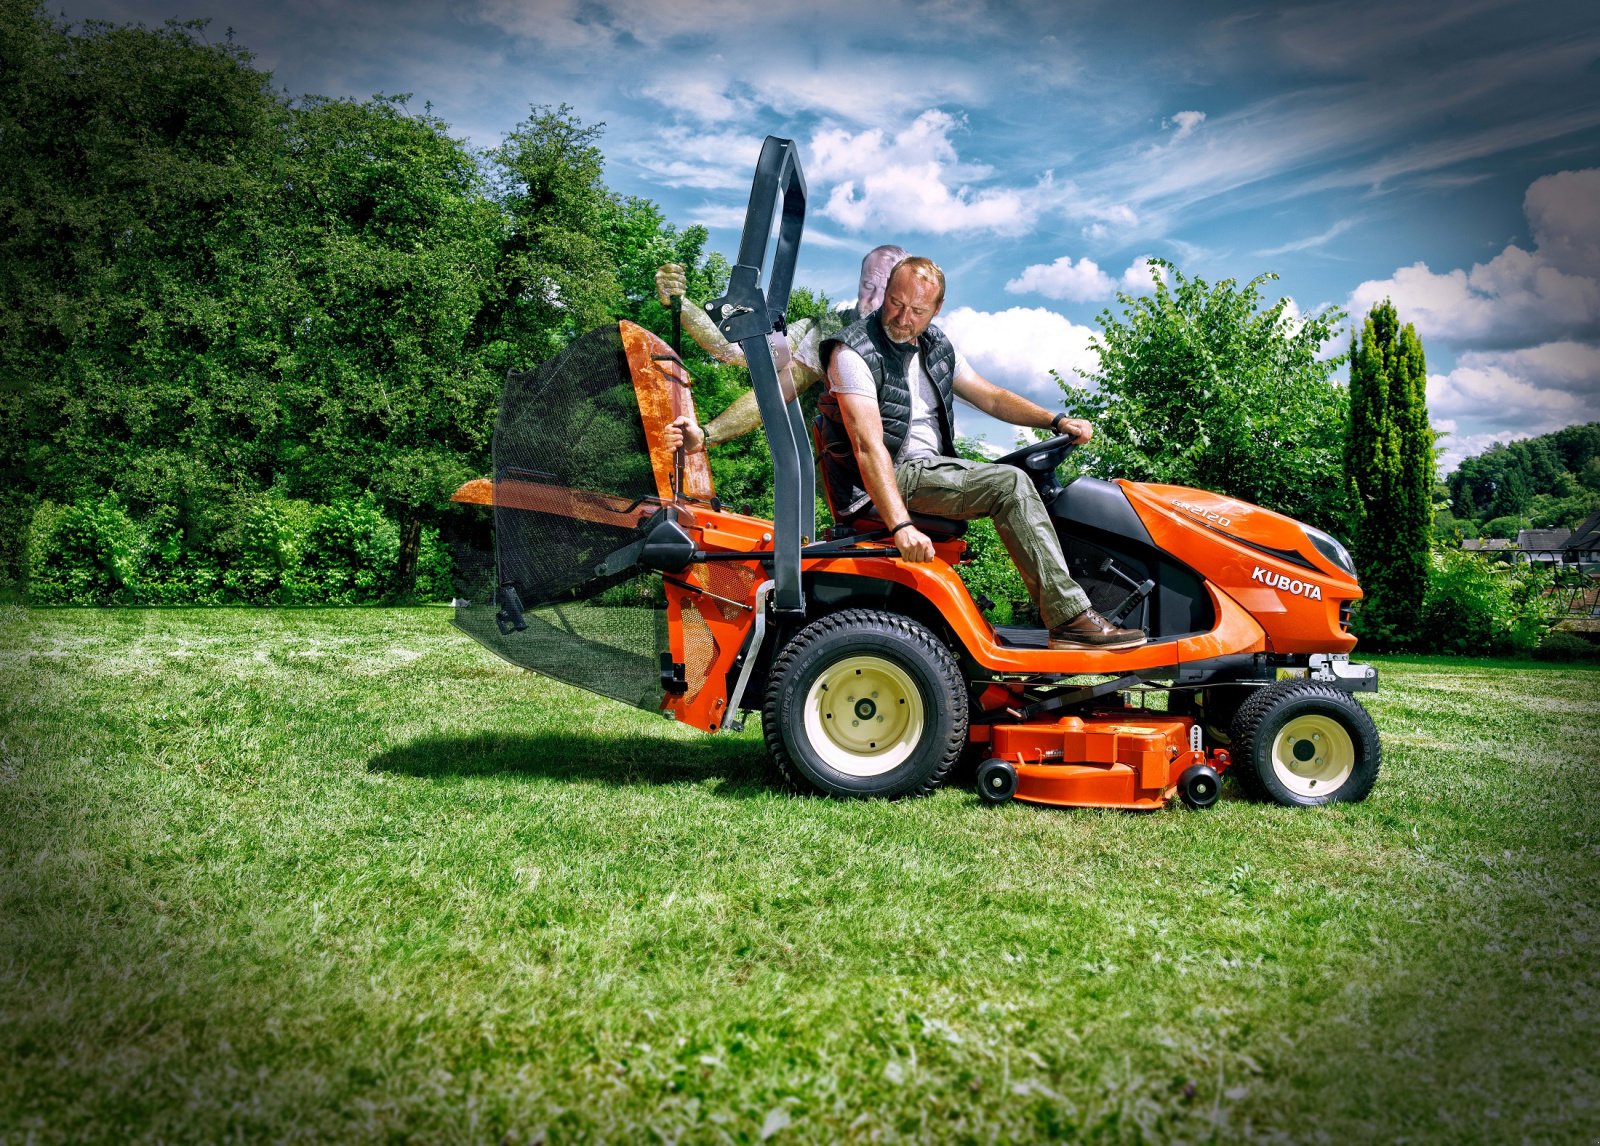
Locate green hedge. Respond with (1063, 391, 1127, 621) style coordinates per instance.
(26, 495, 452, 606)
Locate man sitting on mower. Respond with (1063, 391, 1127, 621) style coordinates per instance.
(819, 256, 1145, 650)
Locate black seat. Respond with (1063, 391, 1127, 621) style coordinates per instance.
(833, 511, 966, 542)
(810, 415, 966, 541)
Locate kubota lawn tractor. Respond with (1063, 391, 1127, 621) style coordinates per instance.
(452, 137, 1380, 811)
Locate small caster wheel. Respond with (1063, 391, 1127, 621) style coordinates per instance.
(1177, 762, 1221, 809)
(976, 758, 1018, 805)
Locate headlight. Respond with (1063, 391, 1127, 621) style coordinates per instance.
(1305, 526, 1356, 577)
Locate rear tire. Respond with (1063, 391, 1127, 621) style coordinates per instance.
(1229, 681, 1380, 806)
(763, 609, 966, 799)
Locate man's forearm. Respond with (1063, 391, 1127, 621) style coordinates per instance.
(983, 386, 1055, 429)
(680, 303, 747, 366)
(853, 440, 912, 526)
(701, 363, 823, 446)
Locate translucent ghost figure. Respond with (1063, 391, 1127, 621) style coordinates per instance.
(658, 244, 907, 452)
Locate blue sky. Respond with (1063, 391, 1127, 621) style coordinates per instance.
(62, 0, 1600, 471)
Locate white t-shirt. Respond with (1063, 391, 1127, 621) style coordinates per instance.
(829, 344, 974, 462)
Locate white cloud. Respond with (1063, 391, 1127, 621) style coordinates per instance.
(1004, 254, 1159, 301)
(619, 127, 765, 190)
(810, 112, 1048, 236)
(1427, 341, 1600, 470)
(1120, 256, 1162, 293)
(938, 306, 1100, 410)
(637, 73, 753, 125)
(1004, 256, 1114, 301)
(1164, 110, 1206, 141)
(1348, 168, 1600, 348)
(1255, 218, 1358, 258)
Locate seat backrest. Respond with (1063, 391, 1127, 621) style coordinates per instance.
(810, 413, 966, 541)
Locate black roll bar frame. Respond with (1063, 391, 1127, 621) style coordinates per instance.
(704, 136, 813, 616)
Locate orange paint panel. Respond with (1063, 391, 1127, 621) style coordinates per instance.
(994, 714, 1195, 810)
(619, 320, 715, 503)
(1122, 480, 1360, 655)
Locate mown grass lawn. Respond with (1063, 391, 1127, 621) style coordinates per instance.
(2, 606, 1597, 1144)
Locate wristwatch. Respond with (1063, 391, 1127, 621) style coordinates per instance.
(1051, 413, 1071, 435)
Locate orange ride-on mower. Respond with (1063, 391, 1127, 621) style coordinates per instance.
(452, 136, 1380, 811)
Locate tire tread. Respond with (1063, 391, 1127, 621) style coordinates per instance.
(762, 608, 966, 799)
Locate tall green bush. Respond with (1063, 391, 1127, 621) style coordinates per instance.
(288, 498, 401, 605)
(23, 494, 458, 605)
(1346, 299, 1433, 649)
(1061, 259, 1350, 534)
(25, 497, 147, 605)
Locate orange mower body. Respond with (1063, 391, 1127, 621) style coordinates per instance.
(452, 137, 1380, 811)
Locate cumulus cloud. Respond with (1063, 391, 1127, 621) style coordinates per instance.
(1005, 256, 1115, 301)
(1348, 168, 1600, 348)
(1121, 256, 1162, 293)
(1427, 340, 1600, 470)
(810, 111, 1049, 236)
(1004, 255, 1159, 301)
(938, 306, 1100, 412)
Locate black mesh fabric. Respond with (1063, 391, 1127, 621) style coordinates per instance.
(453, 325, 669, 711)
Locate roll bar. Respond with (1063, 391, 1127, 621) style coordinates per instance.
(704, 136, 812, 617)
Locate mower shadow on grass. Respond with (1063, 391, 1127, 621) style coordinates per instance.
(367, 729, 774, 796)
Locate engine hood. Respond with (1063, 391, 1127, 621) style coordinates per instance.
(1119, 481, 1361, 655)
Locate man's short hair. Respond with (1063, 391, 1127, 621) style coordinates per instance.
(890, 256, 945, 305)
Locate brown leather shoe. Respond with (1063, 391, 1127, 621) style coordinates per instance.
(1048, 607, 1147, 649)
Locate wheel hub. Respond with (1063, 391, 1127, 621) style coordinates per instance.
(1271, 713, 1354, 798)
(803, 655, 924, 777)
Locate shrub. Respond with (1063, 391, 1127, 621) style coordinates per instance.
(412, 525, 455, 603)
(955, 517, 1030, 627)
(25, 496, 147, 604)
(1483, 515, 1521, 540)
(1533, 630, 1600, 662)
(222, 495, 310, 604)
(1417, 547, 1559, 656)
(286, 497, 400, 605)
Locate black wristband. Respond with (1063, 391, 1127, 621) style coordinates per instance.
(888, 520, 914, 535)
(1051, 413, 1069, 434)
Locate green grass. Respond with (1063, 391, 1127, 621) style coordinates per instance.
(2, 607, 1597, 1144)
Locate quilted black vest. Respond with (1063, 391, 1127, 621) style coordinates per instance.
(817, 313, 958, 517)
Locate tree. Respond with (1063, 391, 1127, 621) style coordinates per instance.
(1345, 299, 1434, 648)
(1060, 259, 1350, 533)
(264, 94, 506, 593)
(0, 3, 287, 589)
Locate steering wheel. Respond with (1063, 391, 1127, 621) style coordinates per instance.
(993, 434, 1077, 497)
(995, 433, 1077, 470)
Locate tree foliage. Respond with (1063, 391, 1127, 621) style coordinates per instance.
(1059, 259, 1350, 534)
(1446, 422, 1600, 529)
(1345, 299, 1434, 648)
(0, 5, 719, 599)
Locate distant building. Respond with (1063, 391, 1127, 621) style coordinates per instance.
(1568, 511, 1600, 570)
(1514, 528, 1572, 564)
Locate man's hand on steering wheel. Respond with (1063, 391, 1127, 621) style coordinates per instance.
(1050, 412, 1093, 445)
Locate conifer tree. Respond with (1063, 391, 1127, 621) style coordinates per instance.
(1345, 299, 1434, 647)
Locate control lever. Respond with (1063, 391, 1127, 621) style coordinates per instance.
(1098, 558, 1155, 626)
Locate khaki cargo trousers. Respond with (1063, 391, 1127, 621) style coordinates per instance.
(895, 456, 1091, 628)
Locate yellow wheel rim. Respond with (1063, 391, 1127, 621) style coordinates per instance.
(1270, 713, 1355, 798)
(802, 655, 924, 777)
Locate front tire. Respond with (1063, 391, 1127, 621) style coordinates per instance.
(1229, 681, 1380, 806)
(763, 609, 967, 798)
